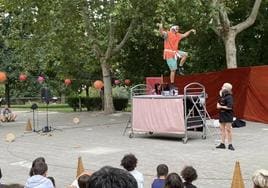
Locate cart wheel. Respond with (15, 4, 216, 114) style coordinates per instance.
(182, 137, 188, 144)
(202, 135, 206, 139)
(129, 133, 134, 138)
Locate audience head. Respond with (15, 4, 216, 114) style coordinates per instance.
(120, 153, 137, 171)
(181, 166, 198, 183)
(47, 176, 56, 187)
(156, 164, 169, 178)
(165, 173, 183, 188)
(78, 174, 91, 188)
(32, 160, 48, 176)
(88, 166, 138, 188)
(1, 184, 24, 188)
(29, 157, 46, 176)
(252, 169, 268, 188)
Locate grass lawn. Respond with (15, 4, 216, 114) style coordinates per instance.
(11, 103, 74, 112)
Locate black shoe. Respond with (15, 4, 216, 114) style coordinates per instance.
(228, 144, 235, 151)
(178, 66, 184, 75)
(169, 83, 175, 90)
(216, 143, 226, 149)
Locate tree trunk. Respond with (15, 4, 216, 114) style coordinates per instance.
(101, 59, 114, 114)
(61, 93, 66, 104)
(223, 30, 237, 68)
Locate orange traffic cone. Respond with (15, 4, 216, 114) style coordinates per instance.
(231, 161, 245, 188)
(76, 156, 85, 178)
(25, 119, 32, 132)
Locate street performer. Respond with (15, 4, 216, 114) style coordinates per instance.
(159, 23, 196, 88)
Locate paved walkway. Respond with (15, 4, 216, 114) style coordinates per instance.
(0, 110, 267, 188)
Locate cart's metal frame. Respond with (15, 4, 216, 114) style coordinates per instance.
(125, 82, 213, 143)
(182, 82, 210, 143)
(123, 84, 152, 136)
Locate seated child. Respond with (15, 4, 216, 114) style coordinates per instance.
(151, 164, 169, 188)
(181, 166, 198, 188)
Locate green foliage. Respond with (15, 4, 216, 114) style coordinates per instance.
(112, 86, 129, 99)
(0, 0, 267, 104)
(0, 84, 4, 96)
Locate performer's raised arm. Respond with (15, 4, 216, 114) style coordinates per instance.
(181, 29, 196, 39)
(158, 23, 167, 39)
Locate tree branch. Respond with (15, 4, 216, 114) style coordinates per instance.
(210, 0, 224, 38)
(218, 3, 230, 30)
(105, 0, 115, 60)
(111, 18, 136, 56)
(81, 0, 103, 59)
(233, 0, 262, 34)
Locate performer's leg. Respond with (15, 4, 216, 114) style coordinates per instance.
(226, 123, 235, 150)
(166, 58, 177, 85)
(170, 70, 175, 84)
(179, 54, 188, 66)
(216, 123, 226, 149)
(177, 51, 188, 75)
(220, 123, 226, 143)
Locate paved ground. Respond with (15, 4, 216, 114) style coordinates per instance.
(0, 110, 267, 188)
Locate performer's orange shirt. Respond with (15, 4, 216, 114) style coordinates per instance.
(163, 31, 182, 60)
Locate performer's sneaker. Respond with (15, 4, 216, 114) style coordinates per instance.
(178, 66, 184, 75)
(216, 143, 226, 149)
(228, 144, 235, 151)
(169, 83, 175, 90)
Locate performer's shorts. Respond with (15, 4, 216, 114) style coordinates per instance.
(166, 58, 177, 70)
(166, 50, 188, 71)
(177, 50, 188, 58)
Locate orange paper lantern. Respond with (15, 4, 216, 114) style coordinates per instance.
(0, 72, 7, 82)
(19, 74, 27, 81)
(93, 80, 104, 89)
(64, 79, 72, 86)
(125, 79, 131, 86)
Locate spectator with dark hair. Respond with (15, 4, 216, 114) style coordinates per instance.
(88, 166, 138, 188)
(252, 169, 268, 188)
(152, 164, 169, 188)
(181, 166, 198, 188)
(0, 168, 4, 187)
(78, 174, 91, 188)
(120, 154, 144, 188)
(164, 173, 183, 188)
(29, 157, 46, 176)
(0, 168, 2, 181)
(25, 160, 54, 188)
(70, 171, 92, 188)
(1, 184, 24, 188)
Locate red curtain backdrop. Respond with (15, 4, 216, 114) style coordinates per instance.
(146, 66, 268, 124)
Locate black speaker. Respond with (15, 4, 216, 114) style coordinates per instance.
(31, 103, 38, 110)
(41, 87, 51, 104)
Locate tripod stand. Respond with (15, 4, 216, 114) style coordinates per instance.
(31, 103, 39, 132)
(41, 87, 52, 133)
(42, 102, 51, 132)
